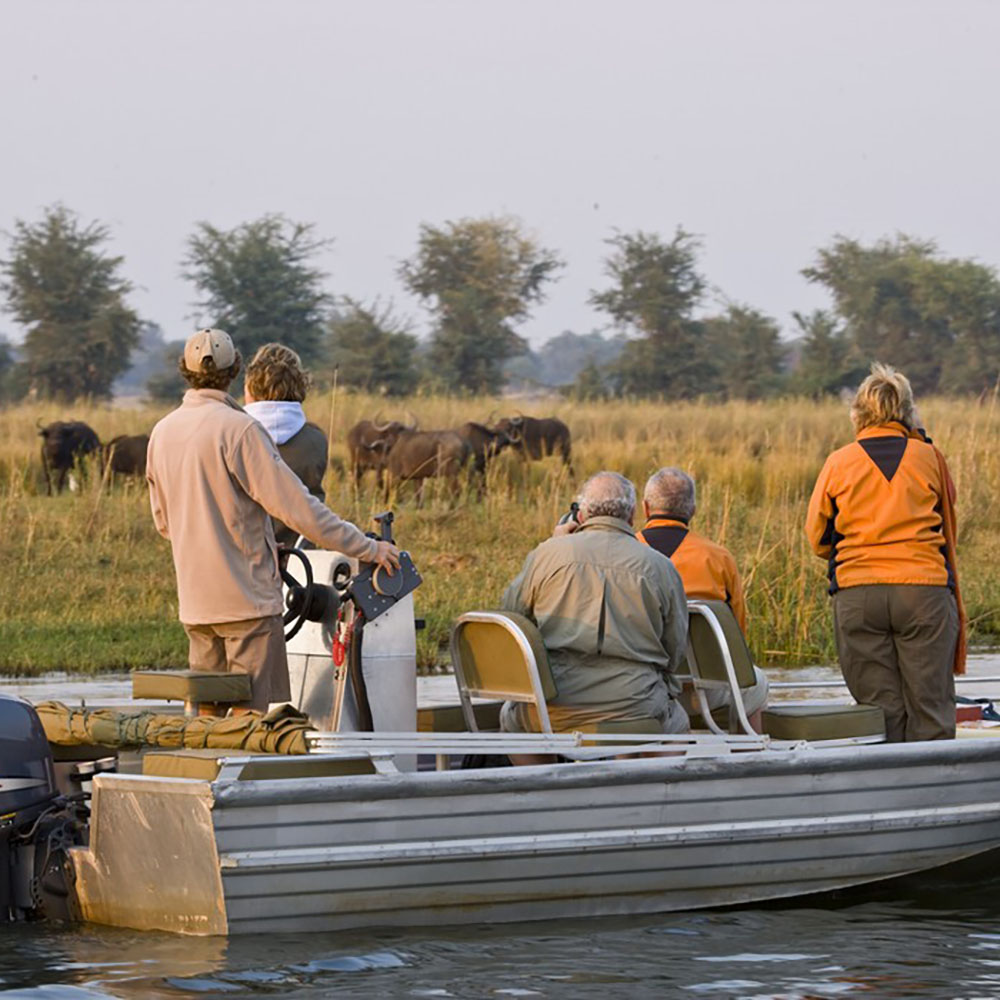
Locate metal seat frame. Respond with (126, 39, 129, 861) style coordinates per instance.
(450, 611, 554, 734)
(682, 600, 758, 737)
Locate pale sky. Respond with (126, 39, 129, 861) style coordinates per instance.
(2, 0, 999, 346)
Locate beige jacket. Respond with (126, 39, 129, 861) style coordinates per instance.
(501, 516, 689, 725)
(147, 390, 378, 625)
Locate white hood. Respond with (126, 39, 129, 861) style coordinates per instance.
(244, 400, 307, 446)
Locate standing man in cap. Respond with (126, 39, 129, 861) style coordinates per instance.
(146, 328, 400, 713)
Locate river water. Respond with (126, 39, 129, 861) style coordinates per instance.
(4, 865, 1000, 999)
(4, 662, 1000, 998)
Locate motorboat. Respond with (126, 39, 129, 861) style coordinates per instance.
(4, 516, 999, 935)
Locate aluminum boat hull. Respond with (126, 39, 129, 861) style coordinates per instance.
(70, 739, 1000, 935)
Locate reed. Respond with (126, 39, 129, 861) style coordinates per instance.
(1, 393, 997, 676)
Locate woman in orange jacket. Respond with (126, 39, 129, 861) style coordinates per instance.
(805, 363, 963, 742)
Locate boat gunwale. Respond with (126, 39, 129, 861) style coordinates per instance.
(193, 737, 1000, 806)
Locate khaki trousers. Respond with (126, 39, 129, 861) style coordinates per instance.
(184, 614, 290, 712)
(832, 585, 957, 742)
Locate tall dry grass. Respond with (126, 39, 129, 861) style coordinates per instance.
(1, 392, 998, 675)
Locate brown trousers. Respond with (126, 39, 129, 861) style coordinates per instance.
(832, 584, 957, 742)
(184, 614, 290, 712)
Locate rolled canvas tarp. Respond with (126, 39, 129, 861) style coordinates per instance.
(35, 702, 312, 755)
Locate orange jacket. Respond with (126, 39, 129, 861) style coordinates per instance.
(638, 517, 747, 631)
(805, 422, 951, 593)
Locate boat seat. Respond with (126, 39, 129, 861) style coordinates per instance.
(418, 701, 503, 733)
(450, 613, 663, 740)
(686, 600, 885, 743)
(685, 601, 763, 735)
(575, 717, 661, 734)
(131, 670, 252, 714)
(761, 703, 885, 741)
(450, 611, 558, 733)
(49, 742, 119, 762)
(141, 748, 377, 781)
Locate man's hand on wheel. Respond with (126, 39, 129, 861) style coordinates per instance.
(373, 540, 401, 574)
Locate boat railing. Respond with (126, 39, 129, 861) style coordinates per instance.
(306, 729, 770, 765)
(305, 730, 895, 769)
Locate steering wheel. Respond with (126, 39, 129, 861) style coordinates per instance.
(280, 547, 315, 642)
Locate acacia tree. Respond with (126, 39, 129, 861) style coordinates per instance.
(702, 304, 786, 400)
(1, 205, 140, 399)
(803, 235, 1000, 395)
(0, 336, 19, 402)
(183, 215, 332, 363)
(399, 216, 562, 394)
(791, 310, 861, 396)
(590, 228, 712, 397)
(327, 298, 420, 396)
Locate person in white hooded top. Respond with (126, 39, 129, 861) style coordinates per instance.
(244, 343, 330, 547)
(147, 331, 399, 713)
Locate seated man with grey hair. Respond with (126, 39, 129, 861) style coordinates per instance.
(500, 471, 690, 738)
(638, 467, 769, 726)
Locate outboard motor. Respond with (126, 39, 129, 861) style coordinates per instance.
(0, 694, 83, 922)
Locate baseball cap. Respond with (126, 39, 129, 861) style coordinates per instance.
(184, 328, 236, 371)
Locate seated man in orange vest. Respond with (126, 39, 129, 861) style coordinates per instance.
(637, 467, 768, 727)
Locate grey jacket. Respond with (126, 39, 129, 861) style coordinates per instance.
(273, 421, 329, 547)
(147, 390, 377, 625)
(501, 516, 688, 725)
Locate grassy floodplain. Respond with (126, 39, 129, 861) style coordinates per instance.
(1, 392, 998, 677)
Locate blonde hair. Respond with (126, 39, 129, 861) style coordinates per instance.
(245, 343, 310, 402)
(850, 362, 915, 433)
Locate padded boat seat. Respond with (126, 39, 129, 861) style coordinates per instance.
(418, 701, 503, 733)
(762, 703, 885, 741)
(141, 748, 377, 781)
(49, 743, 119, 762)
(131, 670, 252, 704)
(576, 717, 661, 734)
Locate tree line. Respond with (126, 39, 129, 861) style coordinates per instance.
(3, 204, 1000, 402)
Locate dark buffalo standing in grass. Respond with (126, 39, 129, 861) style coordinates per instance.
(493, 415, 573, 473)
(103, 434, 150, 479)
(38, 420, 101, 495)
(455, 421, 517, 475)
(384, 428, 470, 504)
(346, 416, 413, 488)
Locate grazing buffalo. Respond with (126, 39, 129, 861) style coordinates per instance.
(493, 415, 573, 472)
(455, 422, 517, 475)
(103, 434, 150, 479)
(384, 429, 470, 504)
(346, 415, 413, 488)
(38, 420, 101, 495)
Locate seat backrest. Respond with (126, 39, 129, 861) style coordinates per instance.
(450, 611, 557, 703)
(687, 600, 757, 689)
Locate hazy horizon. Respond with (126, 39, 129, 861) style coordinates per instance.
(3, 0, 999, 347)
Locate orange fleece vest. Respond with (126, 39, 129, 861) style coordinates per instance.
(638, 517, 747, 632)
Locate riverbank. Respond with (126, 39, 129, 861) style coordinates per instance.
(2, 393, 999, 674)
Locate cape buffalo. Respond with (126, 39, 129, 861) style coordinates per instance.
(493, 415, 573, 473)
(38, 420, 101, 495)
(455, 422, 516, 475)
(103, 434, 150, 479)
(347, 415, 413, 488)
(384, 429, 470, 504)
